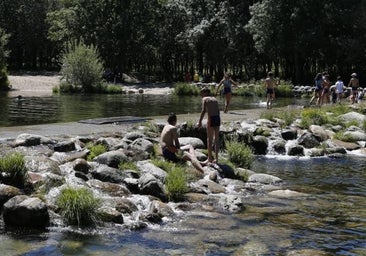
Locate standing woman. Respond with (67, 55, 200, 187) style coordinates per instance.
(309, 73, 323, 105)
(215, 72, 239, 113)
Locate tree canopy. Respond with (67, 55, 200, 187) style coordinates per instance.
(0, 0, 365, 84)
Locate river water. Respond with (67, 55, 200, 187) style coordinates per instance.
(0, 93, 302, 127)
(0, 93, 365, 255)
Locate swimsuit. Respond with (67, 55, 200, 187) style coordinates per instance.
(222, 79, 232, 95)
(209, 115, 221, 127)
(162, 147, 179, 162)
(266, 88, 274, 95)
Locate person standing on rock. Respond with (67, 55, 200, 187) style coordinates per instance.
(160, 113, 206, 173)
(198, 87, 220, 163)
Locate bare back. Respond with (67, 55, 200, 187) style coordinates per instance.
(202, 96, 220, 117)
(160, 124, 179, 149)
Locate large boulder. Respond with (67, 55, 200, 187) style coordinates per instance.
(3, 195, 49, 228)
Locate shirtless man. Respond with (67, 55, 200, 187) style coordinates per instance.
(348, 73, 359, 104)
(160, 113, 205, 173)
(265, 72, 277, 109)
(198, 87, 220, 163)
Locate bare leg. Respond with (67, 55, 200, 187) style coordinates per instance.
(224, 93, 232, 113)
(206, 126, 214, 162)
(213, 126, 220, 162)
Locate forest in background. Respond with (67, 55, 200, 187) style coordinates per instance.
(0, 0, 366, 85)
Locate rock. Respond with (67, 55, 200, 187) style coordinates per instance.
(93, 150, 128, 168)
(268, 189, 308, 198)
(0, 184, 22, 207)
(287, 144, 304, 156)
(343, 130, 366, 142)
(298, 132, 320, 148)
(3, 195, 49, 228)
(178, 137, 205, 149)
(90, 165, 130, 183)
(13, 133, 54, 147)
(217, 194, 245, 212)
(87, 179, 130, 197)
(248, 173, 282, 185)
(53, 140, 76, 152)
(128, 138, 154, 154)
(98, 207, 123, 224)
(252, 135, 268, 155)
(328, 139, 360, 151)
(194, 179, 226, 194)
(271, 139, 287, 154)
(309, 125, 330, 141)
(73, 158, 90, 173)
(338, 111, 366, 125)
(281, 129, 297, 140)
(137, 161, 167, 182)
(138, 173, 167, 202)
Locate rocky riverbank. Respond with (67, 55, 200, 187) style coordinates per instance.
(1, 104, 365, 231)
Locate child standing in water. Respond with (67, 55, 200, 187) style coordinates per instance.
(265, 71, 277, 109)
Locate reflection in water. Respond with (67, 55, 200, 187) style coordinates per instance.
(0, 93, 303, 127)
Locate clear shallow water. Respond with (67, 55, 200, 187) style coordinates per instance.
(0, 156, 365, 255)
(0, 93, 304, 127)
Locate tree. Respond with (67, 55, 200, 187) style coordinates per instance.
(60, 40, 104, 92)
(0, 27, 10, 90)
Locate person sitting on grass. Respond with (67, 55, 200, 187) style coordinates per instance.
(160, 113, 206, 173)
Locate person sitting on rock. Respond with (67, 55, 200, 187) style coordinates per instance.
(160, 113, 206, 173)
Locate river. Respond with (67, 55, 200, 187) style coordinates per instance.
(0, 93, 365, 255)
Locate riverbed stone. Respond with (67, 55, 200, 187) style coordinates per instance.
(87, 179, 130, 197)
(338, 111, 366, 124)
(298, 132, 320, 148)
(327, 139, 360, 151)
(178, 137, 205, 149)
(281, 129, 297, 140)
(0, 184, 22, 207)
(53, 140, 76, 152)
(3, 195, 49, 227)
(287, 144, 305, 156)
(138, 173, 167, 201)
(343, 130, 366, 142)
(248, 173, 282, 185)
(309, 125, 330, 141)
(93, 150, 128, 168)
(13, 133, 55, 147)
(252, 135, 268, 155)
(90, 165, 129, 183)
(268, 189, 308, 198)
(97, 207, 124, 224)
(271, 139, 287, 154)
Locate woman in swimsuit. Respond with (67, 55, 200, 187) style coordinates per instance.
(215, 73, 239, 113)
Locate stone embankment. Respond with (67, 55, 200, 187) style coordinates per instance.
(0, 106, 365, 229)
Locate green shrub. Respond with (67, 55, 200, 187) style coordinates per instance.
(165, 165, 188, 201)
(118, 161, 138, 172)
(0, 152, 27, 187)
(300, 108, 329, 128)
(275, 83, 293, 97)
(173, 82, 200, 95)
(333, 131, 354, 142)
(0, 67, 10, 90)
(151, 158, 176, 172)
(60, 40, 104, 93)
(225, 140, 253, 169)
(56, 187, 101, 227)
(87, 143, 107, 161)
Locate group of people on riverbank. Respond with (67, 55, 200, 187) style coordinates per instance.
(310, 72, 364, 106)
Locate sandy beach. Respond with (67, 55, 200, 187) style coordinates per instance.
(8, 74, 173, 97)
